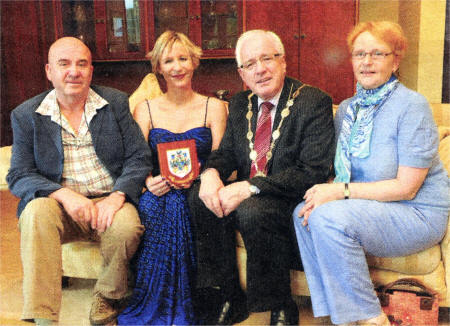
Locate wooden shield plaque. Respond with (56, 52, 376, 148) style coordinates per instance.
(157, 139, 199, 187)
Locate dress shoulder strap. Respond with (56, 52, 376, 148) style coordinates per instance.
(145, 99, 154, 129)
(203, 96, 210, 127)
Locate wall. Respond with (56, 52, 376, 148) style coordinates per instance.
(443, 0, 450, 103)
(359, 0, 399, 23)
(359, 0, 446, 103)
(398, 0, 421, 91)
(415, 0, 446, 103)
(1, 1, 52, 146)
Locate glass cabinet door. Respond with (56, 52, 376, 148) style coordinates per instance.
(153, 0, 190, 38)
(61, 0, 97, 54)
(106, 0, 141, 54)
(95, 0, 147, 59)
(151, 0, 241, 58)
(201, 1, 239, 54)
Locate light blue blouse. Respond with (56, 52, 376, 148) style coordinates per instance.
(335, 83, 449, 212)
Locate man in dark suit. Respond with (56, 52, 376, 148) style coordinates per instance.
(7, 37, 151, 326)
(188, 30, 335, 325)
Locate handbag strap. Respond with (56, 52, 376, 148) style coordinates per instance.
(380, 278, 438, 298)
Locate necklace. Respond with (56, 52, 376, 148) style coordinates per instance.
(59, 105, 89, 149)
(246, 83, 307, 177)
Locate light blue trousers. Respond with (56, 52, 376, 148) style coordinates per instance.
(293, 199, 448, 324)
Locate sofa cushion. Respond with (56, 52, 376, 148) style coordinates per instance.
(366, 243, 441, 275)
(430, 103, 450, 126)
(62, 241, 103, 279)
(439, 131, 450, 172)
(128, 73, 162, 114)
(438, 126, 450, 141)
(0, 146, 12, 191)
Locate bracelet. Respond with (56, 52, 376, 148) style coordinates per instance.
(344, 183, 350, 199)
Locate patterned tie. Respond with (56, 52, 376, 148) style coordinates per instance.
(250, 102, 273, 178)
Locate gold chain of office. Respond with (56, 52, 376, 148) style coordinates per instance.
(246, 83, 308, 177)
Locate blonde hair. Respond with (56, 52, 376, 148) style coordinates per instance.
(235, 30, 285, 67)
(347, 21, 408, 60)
(147, 31, 202, 73)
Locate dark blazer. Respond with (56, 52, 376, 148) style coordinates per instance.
(205, 77, 335, 200)
(7, 85, 152, 216)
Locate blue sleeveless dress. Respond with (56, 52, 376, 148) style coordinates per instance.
(118, 124, 212, 325)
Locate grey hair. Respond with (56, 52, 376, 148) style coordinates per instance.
(235, 30, 285, 67)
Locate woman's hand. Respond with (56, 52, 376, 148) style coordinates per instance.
(146, 175, 171, 197)
(298, 183, 343, 225)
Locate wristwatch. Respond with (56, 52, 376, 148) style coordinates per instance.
(344, 183, 350, 199)
(249, 184, 261, 196)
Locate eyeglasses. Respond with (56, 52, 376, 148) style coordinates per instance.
(239, 53, 282, 71)
(351, 50, 393, 61)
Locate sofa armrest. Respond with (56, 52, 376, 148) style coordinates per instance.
(439, 133, 450, 303)
(431, 103, 450, 127)
(0, 146, 12, 191)
(441, 216, 450, 304)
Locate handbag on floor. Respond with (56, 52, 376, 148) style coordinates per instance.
(376, 278, 439, 325)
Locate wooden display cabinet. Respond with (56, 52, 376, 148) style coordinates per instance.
(55, 0, 242, 61)
(245, 0, 357, 104)
(53, 0, 355, 102)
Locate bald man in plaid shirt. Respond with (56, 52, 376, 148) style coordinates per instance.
(7, 37, 152, 326)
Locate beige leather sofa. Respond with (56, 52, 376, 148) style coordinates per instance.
(0, 83, 448, 309)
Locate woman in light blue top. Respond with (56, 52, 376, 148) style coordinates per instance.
(292, 21, 449, 325)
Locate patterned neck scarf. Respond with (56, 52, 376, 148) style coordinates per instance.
(334, 75, 399, 183)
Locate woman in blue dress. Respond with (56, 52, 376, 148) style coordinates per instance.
(292, 21, 449, 325)
(118, 31, 227, 325)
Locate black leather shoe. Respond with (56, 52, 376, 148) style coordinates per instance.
(193, 288, 248, 325)
(270, 301, 299, 326)
(215, 300, 249, 325)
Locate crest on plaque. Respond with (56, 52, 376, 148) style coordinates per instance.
(167, 148, 192, 177)
(157, 139, 199, 186)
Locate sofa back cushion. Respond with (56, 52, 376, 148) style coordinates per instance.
(0, 146, 12, 191)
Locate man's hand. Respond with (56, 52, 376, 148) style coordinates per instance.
(218, 181, 252, 216)
(199, 169, 225, 217)
(49, 188, 97, 224)
(93, 191, 126, 233)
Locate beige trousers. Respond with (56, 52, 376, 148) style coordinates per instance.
(18, 197, 144, 321)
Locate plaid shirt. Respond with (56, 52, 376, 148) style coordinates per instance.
(36, 89, 115, 197)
